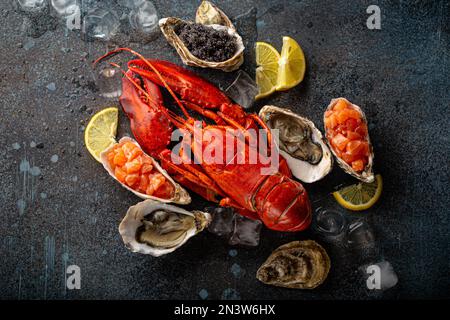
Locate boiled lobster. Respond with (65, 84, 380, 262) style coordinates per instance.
(95, 48, 311, 232)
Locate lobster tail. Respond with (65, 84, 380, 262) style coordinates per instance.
(254, 174, 312, 232)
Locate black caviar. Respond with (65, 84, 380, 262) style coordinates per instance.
(175, 22, 237, 62)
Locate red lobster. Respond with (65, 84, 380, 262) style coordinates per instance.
(95, 48, 311, 232)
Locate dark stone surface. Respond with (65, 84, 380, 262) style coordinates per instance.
(0, 0, 448, 299)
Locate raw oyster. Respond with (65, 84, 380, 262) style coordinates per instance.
(195, 1, 235, 30)
(159, 17, 244, 72)
(256, 240, 330, 289)
(100, 136, 191, 204)
(119, 200, 211, 257)
(259, 105, 333, 183)
(324, 98, 374, 183)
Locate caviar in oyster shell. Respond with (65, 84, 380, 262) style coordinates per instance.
(175, 22, 237, 62)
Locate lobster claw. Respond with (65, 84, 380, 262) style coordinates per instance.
(120, 71, 172, 158)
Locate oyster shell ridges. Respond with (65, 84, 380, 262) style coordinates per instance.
(256, 240, 331, 289)
(195, 1, 235, 30)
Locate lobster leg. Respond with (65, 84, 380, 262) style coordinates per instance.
(181, 101, 227, 125)
(219, 198, 260, 220)
(159, 149, 225, 202)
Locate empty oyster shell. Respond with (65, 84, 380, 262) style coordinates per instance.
(119, 200, 211, 256)
(324, 98, 374, 183)
(256, 240, 330, 289)
(100, 136, 191, 204)
(159, 17, 244, 72)
(195, 1, 235, 30)
(259, 105, 333, 183)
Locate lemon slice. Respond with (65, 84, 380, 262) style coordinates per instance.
(333, 174, 383, 211)
(255, 41, 280, 100)
(84, 107, 119, 162)
(276, 36, 306, 91)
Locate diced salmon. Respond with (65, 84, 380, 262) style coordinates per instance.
(153, 174, 166, 188)
(114, 166, 127, 183)
(122, 142, 143, 160)
(146, 174, 165, 195)
(333, 99, 348, 111)
(138, 174, 149, 193)
(351, 159, 364, 172)
(146, 185, 155, 195)
(355, 123, 368, 137)
(324, 114, 338, 129)
(345, 118, 358, 132)
(125, 156, 142, 174)
(324, 110, 333, 118)
(357, 141, 370, 157)
(113, 149, 127, 166)
(334, 148, 343, 158)
(141, 162, 154, 174)
(346, 140, 363, 155)
(341, 151, 359, 164)
(346, 131, 362, 141)
(125, 173, 139, 187)
(107, 151, 115, 168)
(331, 133, 349, 151)
(336, 108, 361, 124)
(153, 181, 175, 199)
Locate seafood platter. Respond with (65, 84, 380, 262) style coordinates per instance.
(85, 1, 383, 291)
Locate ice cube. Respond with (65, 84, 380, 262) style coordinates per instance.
(129, 1, 158, 33)
(51, 0, 77, 17)
(363, 260, 398, 291)
(225, 70, 258, 109)
(207, 207, 235, 238)
(17, 0, 47, 13)
(228, 214, 262, 247)
(347, 219, 375, 250)
(312, 209, 347, 242)
(95, 67, 123, 99)
(81, 8, 120, 42)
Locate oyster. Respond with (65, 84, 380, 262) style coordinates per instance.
(159, 17, 244, 72)
(119, 200, 211, 256)
(195, 1, 235, 30)
(256, 240, 330, 289)
(259, 105, 333, 183)
(324, 98, 374, 183)
(100, 137, 191, 204)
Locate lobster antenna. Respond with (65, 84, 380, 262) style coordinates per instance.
(94, 47, 191, 120)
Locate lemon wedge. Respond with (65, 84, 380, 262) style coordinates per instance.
(84, 107, 119, 162)
(333, 174, 383, 211)
(255, 41, 280, 100)
(276, 36, 306, 91)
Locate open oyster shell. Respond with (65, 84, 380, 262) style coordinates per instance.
(256, 240, 330, 289)
(159, 17, 244, 72)
(195, 1, 235, 30)
(259, 105, 333, 183)
(324, 98, 374, 183)
(119, 200, 211, 256)
(100, 136, 191, 205)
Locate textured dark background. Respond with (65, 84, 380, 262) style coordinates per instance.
(0, 0, 449, 300)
